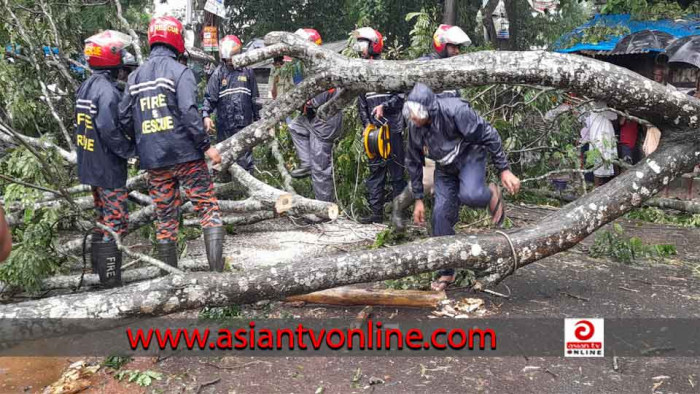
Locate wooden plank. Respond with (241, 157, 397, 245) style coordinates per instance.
(286, 287, 446, 308)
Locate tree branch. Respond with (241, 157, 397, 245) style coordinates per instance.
(39, 0, 79, 91)
(2, 0, 75, 152)
(269, 137, 295, 193)
(213, 32, 700, 170)
(112, 0, 143, 64)
(0, 173, 62, 196)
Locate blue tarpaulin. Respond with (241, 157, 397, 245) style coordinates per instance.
(552, 14, 700, 54)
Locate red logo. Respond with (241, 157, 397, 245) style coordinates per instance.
(574, 320, 595, 341)
(565, 318, 604, 357)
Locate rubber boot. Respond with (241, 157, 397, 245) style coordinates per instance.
(203, 226, 226, 272)
(93, 240, 122, 288)
(90, 230, 103, 273)
(157, 241, 178, 275)
(391, 185, 414, 232)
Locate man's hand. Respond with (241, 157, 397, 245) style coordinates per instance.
(203, 117, 214, 133)
(372, 104, 384, 120)
(205, 146, 222, 165)
(413, 199, 425, 225)
(500, 170, 521, 195)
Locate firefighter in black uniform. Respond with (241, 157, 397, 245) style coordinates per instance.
(119, 16, 226, 272)
(202, 34, 260, 173)
(352, 27, 407, 224)
(77, 30, 135, 287)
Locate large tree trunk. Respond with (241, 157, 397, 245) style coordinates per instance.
(1, 139, 696, 319)
(2, 32, 699, 319)
(212, 32, 700, 170)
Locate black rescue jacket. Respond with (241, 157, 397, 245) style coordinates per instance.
(202, 64, 260, 140)
(406, 83, 509, 200)
(119, 45, 211, 170)
(357, 91, 404, 133)
(75, 70, 133, 188)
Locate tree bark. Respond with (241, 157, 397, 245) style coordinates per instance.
(646, 197, 700, 214)
(1, 139, 696, 318)
(212, 32, 700, 170)
(526, 188, 700, 214)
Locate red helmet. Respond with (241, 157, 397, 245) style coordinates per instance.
(219, 35, 242, 59)
(432, 24, 471, 58)
(294, 28, 322, 45)
(83, 30, 132, 69)
(148, 16, 185, 54)
(352, 27, 384, 57)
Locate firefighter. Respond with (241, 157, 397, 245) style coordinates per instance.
(352, 27, 406, 223)
(288, 28, 344, 202)
(202, 35, 260, 173)
(418, 24, 472, 97)
(77, 30, 135, 287)
(391, 24, 473, 229)
(119, 16, 226, 272)
(116, 51, 138, 92)
(403, 83, 520, 290)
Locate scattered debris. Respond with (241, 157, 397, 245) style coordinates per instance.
(419, 364, 451, 380)
(196, 377, 221, 393)
(560, 292, 590, 302)
(364, 376, 385, 389)
(43, 361, 100, 394)
(432, 298, 486, 318)
(613, 356, 620, 372)
(254, 299, 271, 309)
(522, 366, 541, 373)
(315, 386, 325, 394)
(618, 286, 639, 293)
(352, 306, 373, 329)
(114, 369, 162, 387)
(351, 368, 363, 389)
(483, 289, 510, 298)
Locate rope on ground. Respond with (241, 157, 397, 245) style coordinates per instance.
(495, 230, 518, 275)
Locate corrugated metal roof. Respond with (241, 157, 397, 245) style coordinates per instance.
(552, 14, 700, 54)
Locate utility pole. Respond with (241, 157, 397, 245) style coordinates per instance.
(185, 0, 192, 26)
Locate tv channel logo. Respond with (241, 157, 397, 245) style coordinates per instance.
(564, 318, 604, 357)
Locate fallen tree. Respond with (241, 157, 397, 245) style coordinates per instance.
(0, 31, 698, 318)
(1, 139, 697, 318)
(526, 188, 700, 214)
